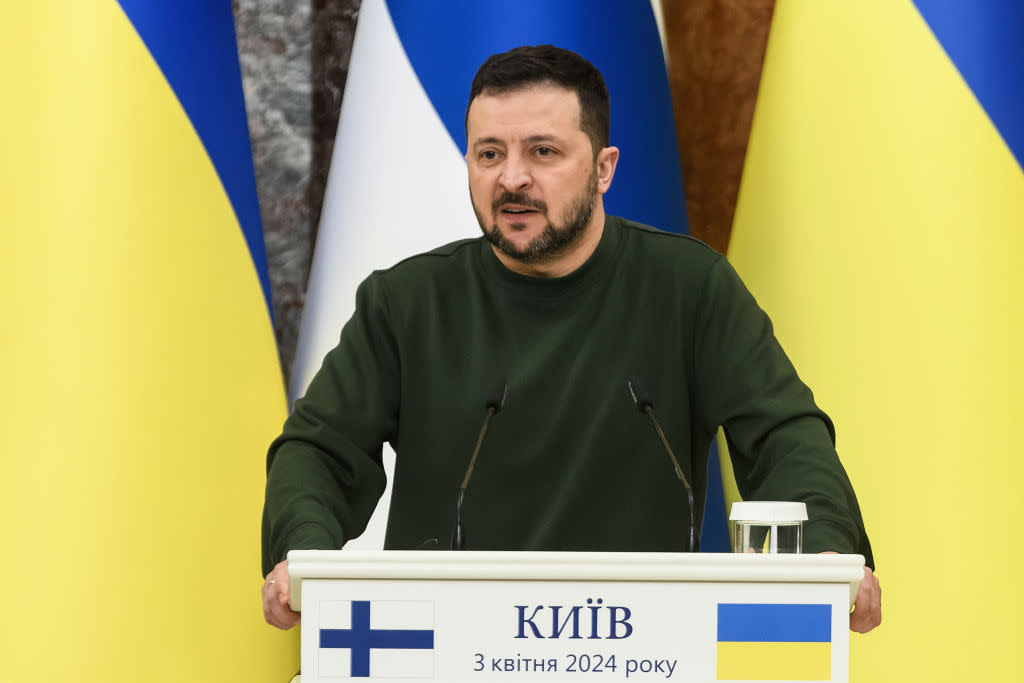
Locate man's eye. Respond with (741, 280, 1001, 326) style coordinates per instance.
(481, 150, 498, 160)
(536, 147, 553, 156)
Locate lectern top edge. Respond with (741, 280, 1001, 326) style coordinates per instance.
(287, 550, 865, 608)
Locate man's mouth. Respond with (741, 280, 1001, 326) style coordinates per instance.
(501, 205, 539, 215)
(492, 193, 547, 219)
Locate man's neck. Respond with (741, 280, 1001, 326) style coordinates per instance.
(491, 207, 607, 279)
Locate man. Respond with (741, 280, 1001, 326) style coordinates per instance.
(261, 45, 881, 633)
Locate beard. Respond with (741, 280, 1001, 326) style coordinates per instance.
(473, 168, 599, 264)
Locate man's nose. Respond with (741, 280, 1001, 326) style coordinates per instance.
(498, 154, 531, 191)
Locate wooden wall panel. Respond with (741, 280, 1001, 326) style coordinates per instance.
(664, 0, 775, 253)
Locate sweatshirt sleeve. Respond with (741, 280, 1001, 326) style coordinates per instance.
(692, 256, 874, 567)
(261, 272, 401, 576)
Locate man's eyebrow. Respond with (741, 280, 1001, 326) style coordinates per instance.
(470, 136, 505, 149)
(470, 134, 565, 149)
(522, 134, 562, 145)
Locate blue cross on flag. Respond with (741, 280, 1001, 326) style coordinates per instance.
(318, 600, 435, 678)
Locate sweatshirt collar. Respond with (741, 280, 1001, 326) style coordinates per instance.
(480, 215, 622, 297)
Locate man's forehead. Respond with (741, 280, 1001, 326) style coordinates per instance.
(466, 84, 583, 140)
(470, 82, 579, 111)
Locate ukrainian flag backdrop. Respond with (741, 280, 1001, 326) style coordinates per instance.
(727, 1, 1024, 680)
(0, 2, 296, 680)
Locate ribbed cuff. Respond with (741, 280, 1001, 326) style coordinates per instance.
(276, 521, 343, 565)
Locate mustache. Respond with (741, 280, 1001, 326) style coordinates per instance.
(492, 192, 548, 214)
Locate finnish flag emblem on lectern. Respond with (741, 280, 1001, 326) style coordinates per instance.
(318, 600, 436, 678)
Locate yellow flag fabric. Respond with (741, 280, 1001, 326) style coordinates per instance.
(728, 1, 1024, 680)
(0, 2, 297, 679)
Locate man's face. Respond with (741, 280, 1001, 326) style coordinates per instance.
(465, 85, 608, 264)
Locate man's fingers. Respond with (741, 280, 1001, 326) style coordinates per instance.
(272, 572, 294, 609)
(263, 560, 301, 630)
(265, 585, 300, 630)
(269, 574, 290, 599)
(850, 566, 881, 633)
(850, 603, 879, 633)
(268, 604, 301, 630)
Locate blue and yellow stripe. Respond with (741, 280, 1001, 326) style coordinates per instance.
(717, 604, 832, 681)
(117, 0, 273, 312)
(726, 1, 1024, 680)
(1, 2, 293, 680)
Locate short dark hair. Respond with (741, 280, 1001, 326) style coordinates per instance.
(466, 45, 610, 157)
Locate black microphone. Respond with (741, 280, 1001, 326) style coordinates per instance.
(627, 376, 698, 552)
(451, 377, 508, 550)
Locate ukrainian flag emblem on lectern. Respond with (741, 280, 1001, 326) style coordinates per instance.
(717, 603, 832, 681)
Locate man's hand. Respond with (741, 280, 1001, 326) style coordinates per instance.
(821, 552, 881, 632)
(850, 565, 881, 633)
(262, 559, 301, 630)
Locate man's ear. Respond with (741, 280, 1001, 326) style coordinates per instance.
(596, 146, 620, 194)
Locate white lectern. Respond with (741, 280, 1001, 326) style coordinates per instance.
(289, 551, 863, 682)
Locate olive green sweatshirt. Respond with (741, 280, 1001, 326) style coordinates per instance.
(261, 216, 873, 575)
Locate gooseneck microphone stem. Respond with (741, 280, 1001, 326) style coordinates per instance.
(628, 377, 698, 553)
(641, 405, 697, 553)
(452, 378, 508, 550)
(460, 409, 495, 493)
(451, 407, 495, 550)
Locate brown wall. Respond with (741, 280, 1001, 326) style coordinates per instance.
(665, 0, 775, 254)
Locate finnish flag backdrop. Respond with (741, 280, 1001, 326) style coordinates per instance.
(292, 0, 730, 550)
